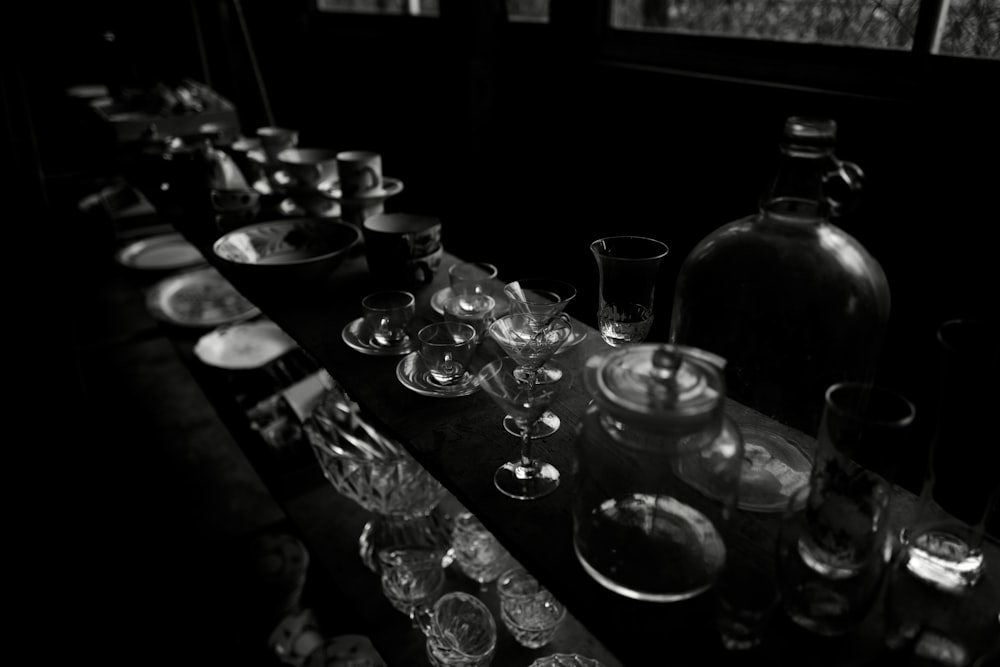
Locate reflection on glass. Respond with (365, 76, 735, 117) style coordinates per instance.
(314, 0, 552, 21)
(609, 0, 922, 51)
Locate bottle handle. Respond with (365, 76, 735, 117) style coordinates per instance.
(822, 158, 864, 218)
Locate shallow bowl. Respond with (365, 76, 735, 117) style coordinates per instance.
(213, 217, 360, 284)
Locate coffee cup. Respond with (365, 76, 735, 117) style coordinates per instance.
(336, 150, 383, 198)
(256, 126, 299, 164)
(275, 147, 339, 190)
(225, 136, 265, 185)
(362, 213, 443, 287)
(362, 290, 415, 349)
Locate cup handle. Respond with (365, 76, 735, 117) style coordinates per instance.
(363, 166, 380, 190)
(552, 312, 573, 340)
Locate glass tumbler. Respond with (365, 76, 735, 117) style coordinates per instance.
(450, 511, 514, 592)
(497, 565, 567, 649)
(778, 382, 916, 637)
(589, 235, 669, 346)
(418, 591, 497, 667)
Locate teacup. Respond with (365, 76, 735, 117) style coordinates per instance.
(276, 147, 339, 190)
(418, 592, 496, 667)
(257, 126, 299, 164)
(449, 262, 499, 315)
(225, 136, 265, 184)
(210, 187, 260, 213)
(418, 322, 477, 386)
(362, 290, 415, 349)
(337, 150, 383, 198)
(362, 213, 443, 287)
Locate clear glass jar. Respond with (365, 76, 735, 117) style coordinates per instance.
(571, 344, 744, 602)
(669, 116, 890, 449)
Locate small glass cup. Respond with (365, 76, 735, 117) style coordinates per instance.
(418, 591, 497, 667)
(444, 293, 496, 340)
(450, 511, 514, 592)
(449, 262, 498, 314)
(378, 547, 447, 628)
(418, 322, 477, 387)
(268, 608, 325, 667)
(497, 565, 567, 649)
(362, 290, 415, 349)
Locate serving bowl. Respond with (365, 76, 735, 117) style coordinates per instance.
(212, 217, 360, 283)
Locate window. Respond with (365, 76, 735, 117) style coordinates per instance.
(608, 0, 998, 58)
(315, 0, 551, 22)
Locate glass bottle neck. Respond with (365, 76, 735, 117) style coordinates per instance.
(759, 147, 835, 224)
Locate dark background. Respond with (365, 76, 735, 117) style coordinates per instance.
(13, 0, 998, 471)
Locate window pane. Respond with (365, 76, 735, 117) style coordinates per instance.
(316, 0, 439, 15)
(938, 0, 1000, 58)
(610, 0, 920, 51)
(508, 0, 550, 23)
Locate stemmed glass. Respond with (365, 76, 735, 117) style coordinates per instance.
(477, 355, 572, 500)
(485, 312, 572, 438)
(503, 278, 578, 383)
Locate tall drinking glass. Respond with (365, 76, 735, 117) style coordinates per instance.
(590, 236, 669, 346)
(779, 382, 916, 636)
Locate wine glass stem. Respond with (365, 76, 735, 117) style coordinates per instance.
(520, 429, 535, 470)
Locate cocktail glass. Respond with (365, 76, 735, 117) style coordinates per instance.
(503, 278, 577, 383)
(477, 355, 571, 500)
(485, 313, 572, 438)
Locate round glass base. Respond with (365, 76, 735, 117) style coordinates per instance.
(494, 460, 560, 500)
(504, 411, 560, 439)
(534, 364, 563, 384)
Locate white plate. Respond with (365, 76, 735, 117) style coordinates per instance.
(341, 317, 416, 356)
(194, 320, 297, 369)
(115, 232, 205, 271)
(396, 352, 480, 398)
(146, 267, 260, 328)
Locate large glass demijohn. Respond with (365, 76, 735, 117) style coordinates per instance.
(669, 116, 891, 464)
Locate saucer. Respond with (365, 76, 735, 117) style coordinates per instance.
(430, 287, 510, 317)
(341, 317, 416, 356)
(277, 197, 341, 218)
(317, 177, 404, 202)
(555, 327, 589, 355)
(396, 352, 480, 398)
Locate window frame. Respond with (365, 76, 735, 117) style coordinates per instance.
(304, 0, 998, 104)
(556, 0, 999, 103)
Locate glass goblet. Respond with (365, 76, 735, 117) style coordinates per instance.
(477, 355, 572, 500)
(485, 313, 572, 438)
(503, 278, 578, 383)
